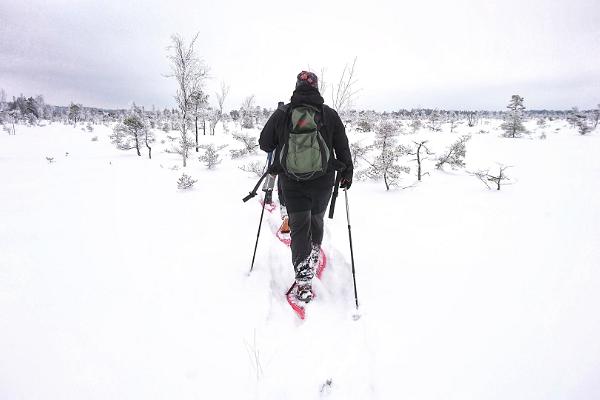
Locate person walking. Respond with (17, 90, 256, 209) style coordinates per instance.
(259, 71, 353, 302)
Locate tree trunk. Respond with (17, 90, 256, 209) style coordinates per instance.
(203, 120, 206, 135)
(384, 173, 389, 191)
(195, 116, 199, 152)
(417, 145, 422, 181)
(135, 134, 141, 156)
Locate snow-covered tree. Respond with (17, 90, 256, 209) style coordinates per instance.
(448, 112, 459, 132)
(165, 33, 209, 167)
(349, 141, 372, 168)
(68, 103, 82, 124)
(435, 135, 470, 170)
(592, 104, 600, 130)
(409, 110, 423, 133)
(427, 109, 442, 132)
(199, 143, 228, 169)
(501, 95, 526, 138)
(110, 106, 153, 157)
(177, 173, 197, 189)
(0, 88, 6, 112)
(240, 95, 256, 129)
(568, 108, 592, 135)
(239, 160, 266, 177)
(359, 121, 410, 190)
(189, 89, 208, 149)
(465, 111, 478, 127)
(230, 132, 258, 158)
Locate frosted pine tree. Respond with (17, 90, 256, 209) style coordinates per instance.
(68, 103, 81, 124)
(110, 105, 154, 158)
(199, 144, 228, 169)
(360, 121, 410, 190)
(501, 95, 526, 138)
(435, 135, 470, 170)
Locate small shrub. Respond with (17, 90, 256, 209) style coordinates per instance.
(91, 136, 98, 141)
(239, 161, 266, 177)
(199, 144, 227, 169)
(177, 173, 197, 190)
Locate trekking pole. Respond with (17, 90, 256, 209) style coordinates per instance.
(328, 160, 346, 219)
(328, 171, 342, 219)
(248, 153, 272, 274)
(344, 188, 359, 309)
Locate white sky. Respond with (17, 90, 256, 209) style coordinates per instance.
(1, 0, 599, 111)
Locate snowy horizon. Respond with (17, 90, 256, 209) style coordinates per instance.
(1, 0, 599, 111)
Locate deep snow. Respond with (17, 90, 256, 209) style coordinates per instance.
(1, 119, 599, 399)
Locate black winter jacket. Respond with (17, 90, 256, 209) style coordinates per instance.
(258, 87, 353, 191)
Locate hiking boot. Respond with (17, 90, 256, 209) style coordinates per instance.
(310, 243, 321, 268)
(296, 282, 313, 303)
(295, 257, 315, 282)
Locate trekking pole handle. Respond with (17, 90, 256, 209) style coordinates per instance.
(328, 171, 342, 219)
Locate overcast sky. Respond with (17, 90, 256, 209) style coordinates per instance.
(1, 0, 598, 111)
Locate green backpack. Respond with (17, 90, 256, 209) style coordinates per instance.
(279, 104, 330, 181)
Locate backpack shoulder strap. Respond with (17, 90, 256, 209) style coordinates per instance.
(277, 102, 290, 113)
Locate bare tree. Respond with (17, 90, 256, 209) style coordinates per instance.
(317, 67, 327, 97)
(240, 95, 256, 129)
(472, 165, 512, 190)
(209, 81, 230, 135)
(331, 57, 359, 115)
(408, 140, 433, 181)
(435, 135, 470, 170)
(466, 111, 478, 127)
(165, 33, 208, 167)
(592, 104, 600, 129)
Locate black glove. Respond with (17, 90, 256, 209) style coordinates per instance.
(340, 170, 353, 190)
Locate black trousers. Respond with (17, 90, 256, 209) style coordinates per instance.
(284, 186, 332, 268)
(277, 175, 286, 207)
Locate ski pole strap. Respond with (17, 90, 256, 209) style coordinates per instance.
(242, 171, 270, 203)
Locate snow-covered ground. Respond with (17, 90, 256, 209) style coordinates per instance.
(1, 120, 599, 399)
